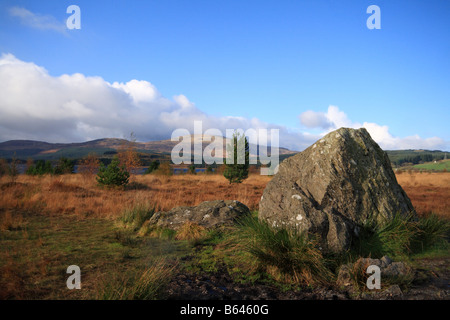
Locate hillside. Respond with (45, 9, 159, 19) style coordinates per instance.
(410, 159, 450, 171)
(0, 136, 297, 163)
(385, 149, 448, 167)
(1, 139, 448, 170)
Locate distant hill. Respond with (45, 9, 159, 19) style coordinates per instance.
(384, 149, 448, 167)
(0, 139, 126, 160)
(2, 138, 447, 169)
(0, 136, 297, 163)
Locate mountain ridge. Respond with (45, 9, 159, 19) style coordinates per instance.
(0, 137, 297, 160)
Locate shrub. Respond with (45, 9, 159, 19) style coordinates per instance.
(96, 157, 130, 188)
(26, 160, 54, 175)
(54, 157, 74, 175)
(188, 164, 196, 175)
(144, 160, 160, 174)
(155, 162, 172, 176)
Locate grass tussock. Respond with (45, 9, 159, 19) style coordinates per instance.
(97, 259, 176, 300)
(175, 221, 207, 241)
(353, 212, 450, 259)
(234, 215, 332, 286)
(119, 201, 156, 231)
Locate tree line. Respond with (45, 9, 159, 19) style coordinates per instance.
(392, 153, 445, 166)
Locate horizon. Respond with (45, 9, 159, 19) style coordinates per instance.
(0, 0, 449, 152)
(1, 135, 449, 154)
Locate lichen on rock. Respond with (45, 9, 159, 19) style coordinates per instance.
(259, 127, 416, 253)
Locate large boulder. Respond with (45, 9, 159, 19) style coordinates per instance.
(148, 200, 250, 230)
(259, 127, 416, 253)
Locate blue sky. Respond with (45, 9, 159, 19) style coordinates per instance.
(0, 0, 449, 151)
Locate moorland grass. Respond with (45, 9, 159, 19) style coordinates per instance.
(231, 215, 333, 286)
(97, 259, 176, 300)
(352, 212, 450, 259)
(1, 173, 449, 298)
(119, 201, 156, 231)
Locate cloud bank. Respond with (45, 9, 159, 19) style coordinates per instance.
(299, 105, 446, 150)
(0, 54, 446, 151)
(0, 54, 315, 150)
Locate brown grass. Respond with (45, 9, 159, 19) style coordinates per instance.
(395, 172, 450, 218)
(0, 173, 271, 219)
(174, 221, 206, 241)
(0, 171, 447, 220)
(0, 210, 25, 231)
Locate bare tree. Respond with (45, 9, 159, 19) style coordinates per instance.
(117, 132, 141, 174)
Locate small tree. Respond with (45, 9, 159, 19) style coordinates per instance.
(25, 158, 34, 173)
(144, 160, 160, 174)
(6, 154, 20, 183)
(0, 158, 6, 177)
(155, 162, 173, 176)
(54, 157, 75, 175)
(26, 160, 53, 175)
(188, 164, 196, 175)
(78, 153, 100, 176)
(96, 157, 130, 188)
(223, 132, 249, 184)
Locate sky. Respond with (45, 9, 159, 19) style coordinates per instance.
(0, 0, 449, 151)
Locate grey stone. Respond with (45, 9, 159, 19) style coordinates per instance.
(147, 200, 250, 230)
(259, 127, 416, 253)
(380, 256, 393, 268)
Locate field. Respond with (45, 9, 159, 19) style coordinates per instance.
(0, 172, 448, 300)
(396, 171, 450, 218)
(410, 160, 450, 172)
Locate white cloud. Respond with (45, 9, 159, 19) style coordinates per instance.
(8, 7, 66, 34)
(0, 53, 315, 150)
(299, 106, 447, 150)
(299, 110, 331, 129)
(1, 53, 446, 152)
